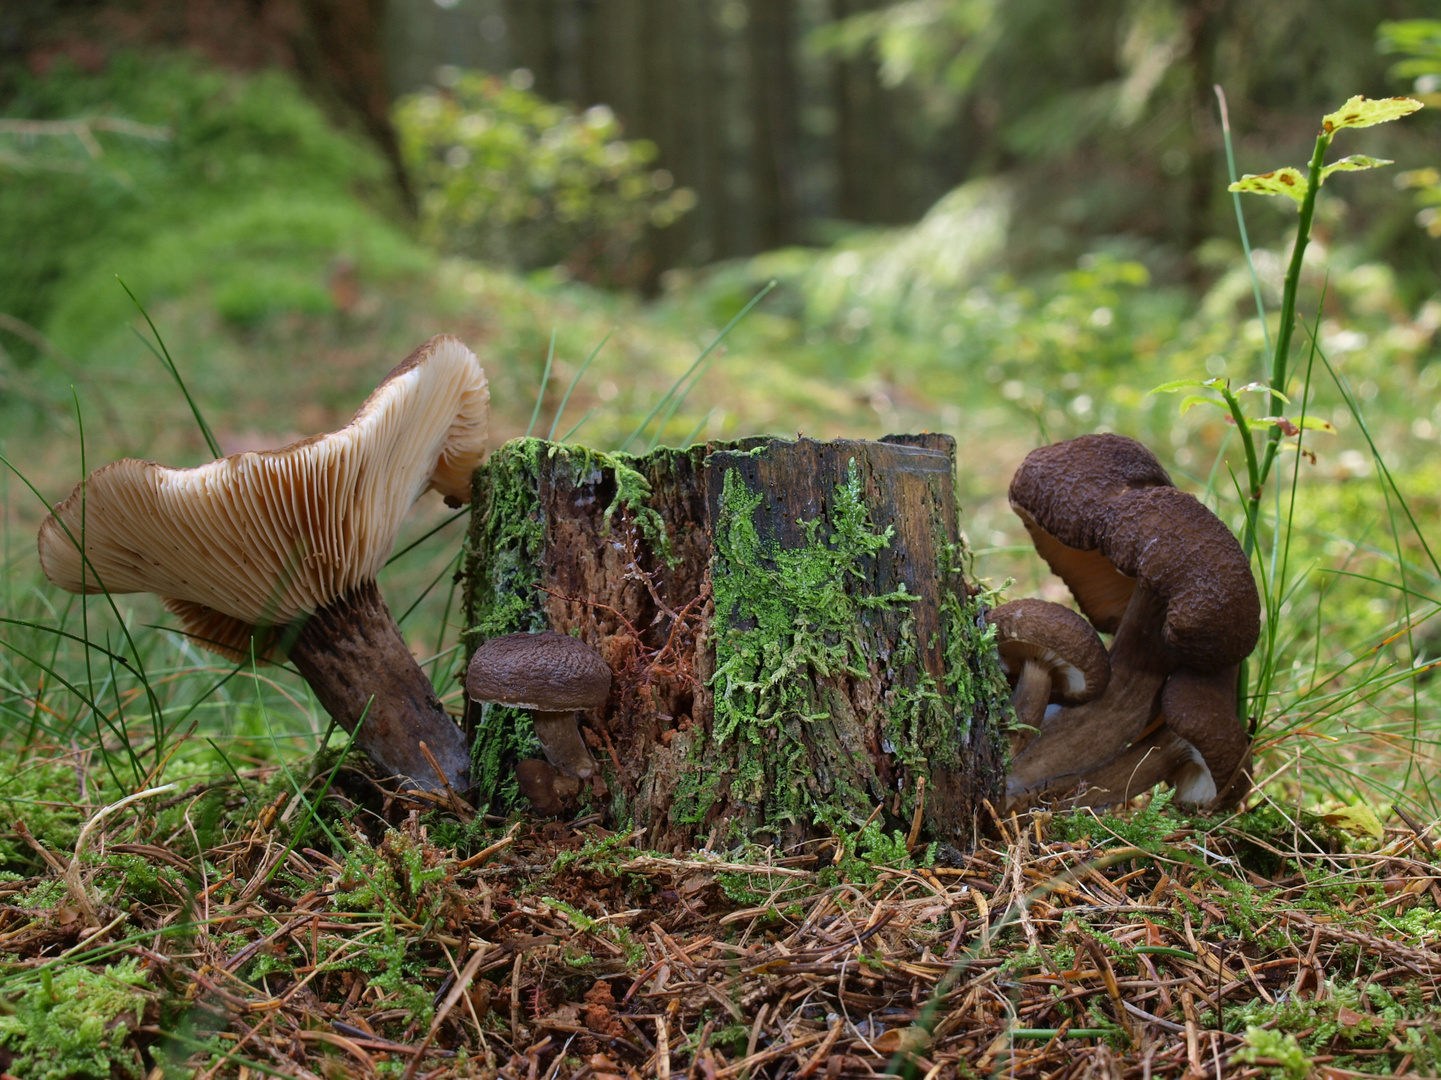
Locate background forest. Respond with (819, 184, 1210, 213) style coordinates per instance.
(3, 3, 1441, 1075)
(4, 0, 1439, 797)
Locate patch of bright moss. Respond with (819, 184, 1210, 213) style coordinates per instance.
(0, 960, 150, 1080)
(705, 462, 909, 829)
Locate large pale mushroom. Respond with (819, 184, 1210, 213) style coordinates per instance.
(1003, 435, 1260, 810)
(37, 335, 488, 793)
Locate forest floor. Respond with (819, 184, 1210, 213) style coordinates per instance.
(0, 746, 1437, 1080)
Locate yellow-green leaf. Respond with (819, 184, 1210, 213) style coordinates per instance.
(1322, 95, 1424, 134)
(1319, 96, 1423, 134)
(1315, 802, 1389, 841)
(1236, 382, 1290, 402)
(1147, 378, 1210, 395)
(1228, 168, 1308, 206)
(1252, 415, 1337, 436)
(1179, 394, 1225, 416)
(1320, 155, 1394, 183)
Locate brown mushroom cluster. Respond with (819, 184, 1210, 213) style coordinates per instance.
(994, 434, 1260, 811)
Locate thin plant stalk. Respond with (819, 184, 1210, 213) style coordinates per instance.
(525, 328, 557, 438)
(548, 330, 611, 440)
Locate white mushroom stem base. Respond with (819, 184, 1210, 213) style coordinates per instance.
(287, 581, 471, 793)
(1008, 660, 1054, 756)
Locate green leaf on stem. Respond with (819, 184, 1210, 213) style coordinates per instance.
(1228, 168, 1308, 206)
(1249, 415, 1337, 436)
(1147, 377, 1212, 395)
(1320, 155, 1395, 182)
(1179, 394, 1227, 416)
(1321, 95, 1423, 134)
(1235, 382, 1290, 401)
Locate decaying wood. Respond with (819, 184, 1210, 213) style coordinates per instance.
(462, 434, 1009, 850)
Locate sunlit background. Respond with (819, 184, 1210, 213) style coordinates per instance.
(2, 0, 1440, 809)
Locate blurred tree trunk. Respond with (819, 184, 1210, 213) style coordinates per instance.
(749, 0, 801, 248)
(832, 0, 899, 223)
(2, 0, 415, 211)
(1184, 0, 1229, 265)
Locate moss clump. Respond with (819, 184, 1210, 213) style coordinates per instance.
(706, 462, 917, 831)
(0, 960, 150, 1080)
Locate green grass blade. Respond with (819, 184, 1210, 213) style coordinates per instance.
(117, 277, 221, 459)
(548, 330, 611, 441)
(525, 327, 557, 438)
(619, 279, 776, 451)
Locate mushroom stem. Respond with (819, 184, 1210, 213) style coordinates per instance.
(1008, 660, 1054, 755)
(528, 711, 599, 779)
(286, 580, 470, 793)
(1037, 729, 1195, 809)
(1006, 583, 1176, 796)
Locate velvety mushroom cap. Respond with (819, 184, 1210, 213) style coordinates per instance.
(1009, 435, 1260, 671)
(986, 599, 1109, 705)
(466, 631, 612, 712)
(1098, 487, 1261, 671)
(1009, 434, 1174, 632)
(37, 335, 489, 659)
(1161, 667, 1253, 807)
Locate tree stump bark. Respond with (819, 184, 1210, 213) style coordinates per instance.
(461, 434, 1009, 851)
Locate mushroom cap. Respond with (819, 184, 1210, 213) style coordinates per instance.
(985, 599, 1109, 705)
(1009, 434, 1173, 632)
(466, 631, 612, 712)
(1100, 487, 1260, 671)
(1009, 435, 1260, 671)
(1161, 666, 1252, 808)
(37, 335, 489, 659)
(1009, 434, 1174, 550)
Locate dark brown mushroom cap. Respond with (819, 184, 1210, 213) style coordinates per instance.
(1009, 434, 1173, 551)
(1008, 435, 1260, 669)
(986, 599, 1109, 705)
(1161, 666, 1253, 808)
(1009, 436, 1172, 632)
(1099, 487, 1260, 671)
(466, 631, 612, 711)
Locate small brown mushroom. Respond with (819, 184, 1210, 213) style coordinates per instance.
(37, 336, 489, 793)
(1003, 435, 1261, 808)
(986, 599, 1109, 755)
(466, 631, 612, 782)
(515, 759, 567, 816)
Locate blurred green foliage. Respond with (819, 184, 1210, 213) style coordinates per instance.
(0, 52, 424, 364)
(394, 71, 695, 287)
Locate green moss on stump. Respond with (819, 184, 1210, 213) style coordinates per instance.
(462, 435, 1008, 845)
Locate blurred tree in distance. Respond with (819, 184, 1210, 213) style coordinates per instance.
(395, 70, 695, 286)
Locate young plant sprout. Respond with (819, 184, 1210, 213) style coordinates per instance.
(37, 335, 488, 793)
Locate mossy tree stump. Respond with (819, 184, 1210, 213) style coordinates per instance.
(461, 434, 1009, 851)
